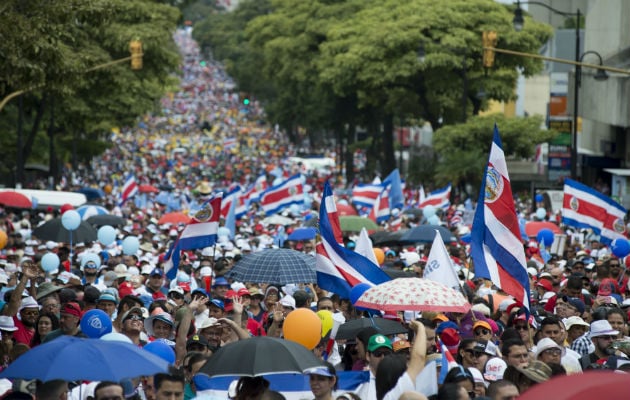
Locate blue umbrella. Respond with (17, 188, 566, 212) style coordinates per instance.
(76, 205, 109, 220)
(227, 248, 316, 284)
(76, 187, 105, 201)
(0, 336, 169, 382)
(287, 227, 317, 241)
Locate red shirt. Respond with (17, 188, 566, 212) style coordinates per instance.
(13, 317, 35, 345)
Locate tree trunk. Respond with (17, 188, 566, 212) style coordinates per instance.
(345, 122, 356, 185)
(22, 95, 47, 164)
(383, 113, 396, 176)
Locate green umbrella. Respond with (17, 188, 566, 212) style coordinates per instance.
(339, 216, 380, 232)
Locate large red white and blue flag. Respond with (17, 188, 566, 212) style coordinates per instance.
(351, 183, 384, 209)
(562, 178, 627, 245)
(220, 185, 242, 218)
(419, 184, 452, 209)
(261, 174, 304, 215)
(470, 125, 530, 312)
(246, 174, 269, 203)
(118, 174, 138, 206)
(164, 196, 222, 279)
(315, 182, 390, 298)
(368, 186, 391, 224)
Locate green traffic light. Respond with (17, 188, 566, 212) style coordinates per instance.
(243, 98, 250, 105)
(200, 61, 206, 67)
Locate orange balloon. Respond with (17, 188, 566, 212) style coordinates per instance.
(373, 248, 385, 265)
(103, 184, 112, 194)
(0, 230, 7, 250)
(283, 308, 322, 350)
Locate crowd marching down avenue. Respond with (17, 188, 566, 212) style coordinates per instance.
(1, 26, 630, 400)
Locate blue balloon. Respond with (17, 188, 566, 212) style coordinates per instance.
(536, 228, 555, 246)
(428, 215, 440, 225)
(423, 205, 436, 219)
(61, 210, 81, 231)
(98, 225, 116, 246)
(535, 194, 544, 203)
(122, 236, 140, 255)
(41, 252, 60, 273)
(535, 207, 546, 220)
(350, 283, 372, 305)
(612, 239, 630, 258)
(81, 253, 101, 270)
(80, 309, 112, 338)
(144, 341, 175, 364)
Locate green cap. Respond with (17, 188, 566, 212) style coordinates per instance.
(367, 334, 393, 353)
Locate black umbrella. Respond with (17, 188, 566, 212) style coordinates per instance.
(32, 218, 98, 243)
(399, 225, 457, 244)
(87, 214, 127, 228)
(403, 208, 423, 218)
(199, 337, 323, 377)
(370, 230, 409, 246)
(336, 317, 408, 340)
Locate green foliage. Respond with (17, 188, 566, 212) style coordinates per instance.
(0, 0, 181, 184)
(432, 114, 557, 188)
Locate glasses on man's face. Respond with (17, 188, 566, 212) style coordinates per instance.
(22, 310, 39, 317)
(371, 349, 392, 358)
(542, 348, 562, 356)
(126, 314, 143, 322)
(170, 293, 184, 300)
(474, 328, 491, 336)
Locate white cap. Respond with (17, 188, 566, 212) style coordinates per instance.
(400, 251, 420, 266)
(200, 266, 213, 277)
(483, 357, 507, 382)
(279, 295, 296, 309)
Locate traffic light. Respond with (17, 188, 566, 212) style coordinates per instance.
(482, 31, 498, 68)
(129, 39, 143, 70)
(243, 97, 250, 106)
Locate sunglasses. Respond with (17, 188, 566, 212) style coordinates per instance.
(463, 349, 484, 358)
(474, 328, 491, 336)
(125, 314, 143, 322)
(514, 325, 529, 331)
(371, 350, 392, 358)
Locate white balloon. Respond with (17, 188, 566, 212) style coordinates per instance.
(61, 210, 81, 230)
(536, 207, 546, 220)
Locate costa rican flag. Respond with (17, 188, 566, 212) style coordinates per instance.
(247, 174, 268, 203)
(164, 196, 222, 279)
(315, 182, 390, 298)
(220, 185, 242, 218)
(562, 178, 627, 245)
(438, 339, 459, 384)
(470, 125, 530, 313)
(260, 174, 304, 216)
(118, 174, 138, 206)
(368, 186, 390, 224)
(351, 183, 384, 209)
(419, 184, 452, 209)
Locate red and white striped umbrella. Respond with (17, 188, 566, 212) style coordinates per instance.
(355, 277, 471, 313)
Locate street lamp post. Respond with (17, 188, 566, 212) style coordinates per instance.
(513, 1, 581, 179)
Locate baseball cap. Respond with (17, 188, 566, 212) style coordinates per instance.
(97, 293, 118, 304)
(279, 295, 296, 309)
(150, 268, 164, 277)
(367, 334, 393, 353)
(209, 299, 225, 310)
(561, 296, 585, 314)
(304, 366, 334, 377)
(186, 334, 209, 349)
(484, 357, 507, 382)
(472, 320, 492, 333)
(212, 277, 229, 287)
(473, 340, 497, 356)
(61, 302, 82, 318)
(392, 339, 411, 352)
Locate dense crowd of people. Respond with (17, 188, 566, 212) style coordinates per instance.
(0, 28, 628, 400)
